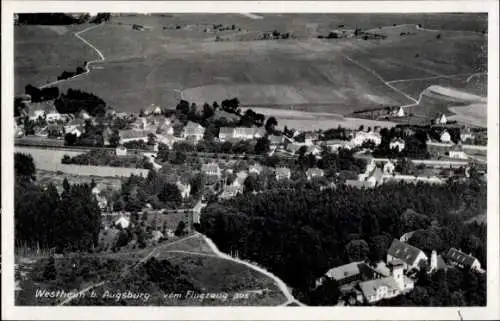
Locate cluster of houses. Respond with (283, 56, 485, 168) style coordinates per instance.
(316, 236, 485, 305)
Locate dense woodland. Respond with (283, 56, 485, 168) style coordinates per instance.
(199, 179, 487, 305)
(16, 13, 110, 25)
(15, 153, 101, 253)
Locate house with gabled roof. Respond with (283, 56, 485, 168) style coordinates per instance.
(201, 162, 221, 178)
(386, 239, 428, 271)
(182, 121, 205, 142)
(306, 167, 324, 180)
(446, 248, 484, 273)
(275, 167, 291, 181)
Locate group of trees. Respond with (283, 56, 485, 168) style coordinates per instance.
(24, 85, 60, 103)
(61, 150, 151, 169)
(15, 153, 101, 253)
(57, 62, 88, 81)
(55, 88, 107, 117)
(16, 13, 110, 25)
(111, 171, 201, 212)
(199, 179, 486, 304)
(261, 30, 292, 40)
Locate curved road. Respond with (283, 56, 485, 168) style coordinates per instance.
(40, 23, 105, 89)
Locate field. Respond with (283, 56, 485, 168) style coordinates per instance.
(15, 13, 487, 118)
(15, 25, 98, 92)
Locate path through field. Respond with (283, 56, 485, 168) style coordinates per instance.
(200, 234, 305, 306)
(40, 23, 105, 89)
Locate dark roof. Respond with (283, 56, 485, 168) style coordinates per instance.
(446, 248, 478, 269)
(387, 239, 426, 266)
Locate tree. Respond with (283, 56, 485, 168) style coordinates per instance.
(396, 158, 416, 175)
(309, 277, 341, 305)
(265, 117, 278, 133)
(254, 137, 270, 155)
(147, 133, 157, 146)
(175, 221, 187, 237)
(243, 175, 258, 193)
(43, 256, 57, 280)
(345, 239, 370, 262)
(158, 183, 182, 205)
(202, 102, 214, 119)
(109, 129, 121, 147)
(15, 153, 36, 180)
(190, 173, 206, 198)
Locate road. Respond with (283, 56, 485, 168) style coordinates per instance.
(200, 234, 306, 306)
(40, 23, 105, 89)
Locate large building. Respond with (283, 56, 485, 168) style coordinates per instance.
(386, 239, 428, 271)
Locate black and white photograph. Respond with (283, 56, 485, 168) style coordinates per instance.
(2, 1, 499, 320)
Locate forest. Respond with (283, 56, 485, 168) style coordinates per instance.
(15, 153, 101, 253)
(199, 179, 487, 304)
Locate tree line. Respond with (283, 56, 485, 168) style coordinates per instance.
(16, 13, 110, 25)
(199, 179, 486, 304)
(15, 153, 101, 253)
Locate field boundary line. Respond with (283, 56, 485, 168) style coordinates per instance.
(386, 73, 471, 84)
(40, 23, 105, 89)
(343, 55, 418, 104)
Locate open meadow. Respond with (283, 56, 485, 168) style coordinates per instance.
(15, 13, 487, 120)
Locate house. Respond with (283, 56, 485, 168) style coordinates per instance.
(392, 106, 405, 118)
(460, 127, 475, 142)
(359, 261, 414, 304)
(383, 161, 396, 175)
(307, 145, 322, 157)
(249, 164, 263, 175)
(115, 216, 130, 229)
(345, 180, 375, 189)
(28, 109, 46, 121)
(428, 250, 448, 273)
(201, 163, 221, 177)
(448, 145, 468, 160)
(92, 187, 108, 211)
(79, 110, 91, 120)
(157, 134, 177, 149)
(323, 139, 351, 152)
(116, 145, 127, 156)
(151, 230, 164, 243)
(435, 114, 447, 125)
(389, 138, 405, 152)
(182, 121, 205, 142)
(446, 248, 483, 272)
(366, 167, 384, 187)
(387, 239, 428, 271)
(145, 104, 162, 116)
(218, 127, 235, 142)
(440, 130, 451, 143)
(46, 111, 62, 122)
(268, 135, 284, 148)
(156, 121, 174, 135)
(119, 129, 151, 143)
(304, 132, 318, 146)
(176, 180, 191, 199)
(275, 167, 291, 181)
(286, 142, 306, 154)
(219, 185, 242, 200)
(64, 124, 83, 138)
(351, 131, 382, 147)
(192, 200, 208, 225)
(232, 171, 248, 188)
(232, 127, 265, 140)
(306, 168, 324, 180)
(46, 124, 64, 137)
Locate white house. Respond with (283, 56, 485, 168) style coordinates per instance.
(249, 164, 263, 175)
(182, 121, 205, 142)
(383, 160, 396, 175)
(306, 168, 324, 180)
(115, 216, 130, 229)
(46, 112, 62, 122)
(201, 163, 221, 177)
(435, 114, 447, 125)
(351, 131, 382, 147)
(275, 167, 291, 181)
(176, 180, 191, 199)
(145, 104, 162, 116)
(28, 109, 46, 121)
(116, 145, 128, 156)
(394, 106, 405, 118)
(386, 239, 428, 271)
(448, 149, 468, 160)
(389, 138, 405, 152)
(440, 130, 451, 143)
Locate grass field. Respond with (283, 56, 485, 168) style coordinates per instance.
(15, 24, 99, 92)
(15, 13, 487, 116)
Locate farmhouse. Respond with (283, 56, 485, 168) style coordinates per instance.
(119, 130, 151, 143)
(306, 167, 324, 180)
(435, 114, 447, 125)
(176, 180, 191, 199)
(428, 250, 448, 273)
(249, 163, 263, 175)
(383, 161, 396, 175)
(387, 239, 428, 271)
(322, 139, 351, 152)
(351, 131, 382, 147)
(116, 145, 127, 156)
(440, 130, 451, 143)
(182, 121, 205, 142)
(219, 185, 242, 200)
(268, 135, 285, 148)
(389, 138, 405, 152)
(201, 163, 221, 178)
(28, 109, 46, 121)
(448, 145, 468, 160)
(304, 132, 318, 146)
(115, 216, 130, 229)
(145, 104, 162, 116)
(219, 127, 266, 141)
(446, 248, 484, 273)
(275, 167, 291, 181)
